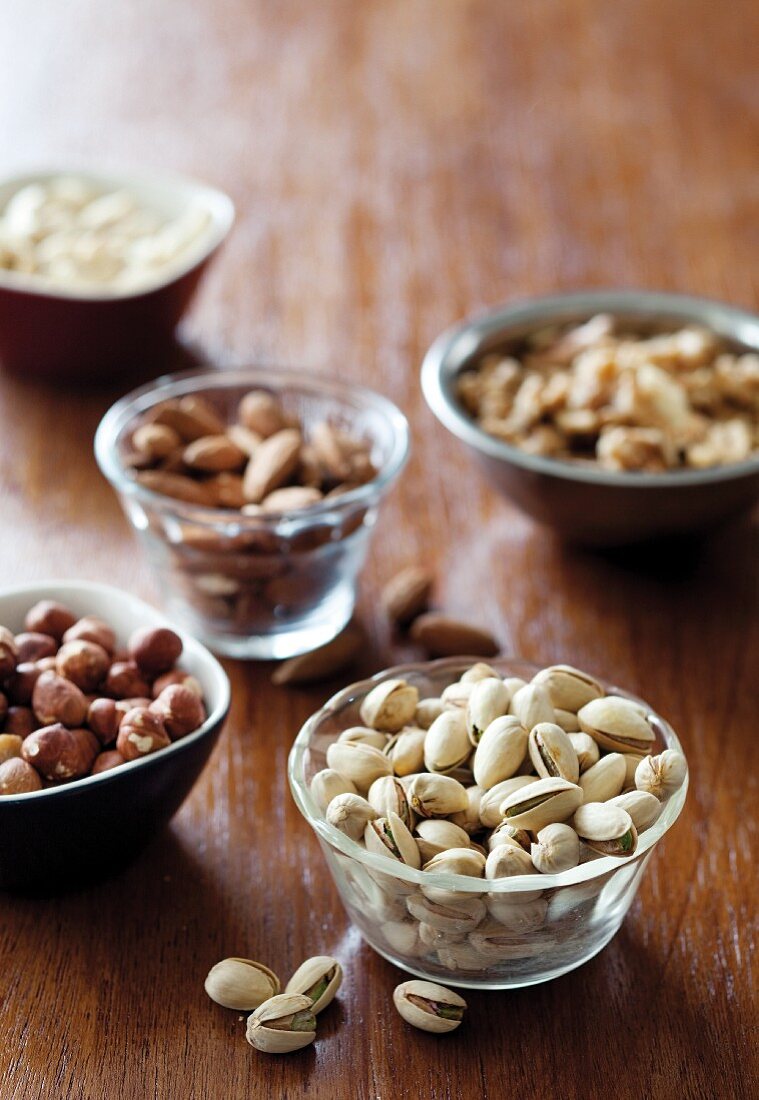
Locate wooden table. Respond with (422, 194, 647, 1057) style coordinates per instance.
(1, 2, 757, 1097)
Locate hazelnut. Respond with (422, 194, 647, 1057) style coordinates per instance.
(152, 669, 203, 699)
(0, 625, 19, 679)
(105, 661, 152, 700)
(14, 632, 58, 663)
(24, 600, 77, 641)
(62, 616, 116, 656)
(128, 627, 183, 675)
(32, 671, 88, 728)
(116, 708, 170, 761)
(92, 750, 126, 775)
(0, 733, 23, 763)
(7, 661, 45, 706)
(21, 724, 98, 781)
(4, 706, 35, 738)
(56, 640, 110, 692)
(150, 684, 206, 740)
(0, 756, 43, 795)
(87, 698, 121, 745)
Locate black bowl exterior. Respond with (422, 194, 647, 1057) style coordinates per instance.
(0, 711, 226, 895)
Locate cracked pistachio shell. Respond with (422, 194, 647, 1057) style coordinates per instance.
(486, 896, 548, 932)
(579, 752, 626, 802)
(487, 821, 531, 852)
(415, 819, 471, 862)
(337, 725, 389, 750)
(528, 722, 580, 783)
(568, 732, 600, 773)
(532, 664, 604, 712)
(448, 784, 484, 836)
(479, 776, 537, 828)
(406, 892, 486, 932)
(573, 802, 638, 856)
(578, 696, 656, 754)
(360, 679, 419, 732)
(364, 811, 421, 868)
(554, 708, 581, 733)
(246, 993, 316, 1054)
(326, 792, 377, 841)
(469, 928, 555, 961)
(414, 697, 445, 729)
(408, 773, 468, 819)
(635, 749, 686, 800)
(309, 768, 357, 813)
(424, 709, 471, 774)
(608, 790, 662, 832)
(423, 847, 485, 878)
(384, 726, 427, 776)
(393, 980, 467, 1033)
(440, 680, 474, 709)
(284, 955, 342, 1014)
(204, 957, 280, 1010)
(485, 845, 542, 901)
(461, 662, 500, 684)
(500, 776, 584, 831)
(326, 740, 393, 792)
(367, 775, 413, 827)
(509, 682, 555, 729)
(472, 716, 528, 789)
(466, 677, 510, 744)
(530, 823, 580, 874)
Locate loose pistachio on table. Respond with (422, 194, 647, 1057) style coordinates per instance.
(204, 957, 280, 1010)
(284, 955, 343, 1014)
(245, 993, 317, 1054)
(393, 980, 467, 1033)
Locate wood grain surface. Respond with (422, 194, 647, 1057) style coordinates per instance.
(1, 2, 757, 1098)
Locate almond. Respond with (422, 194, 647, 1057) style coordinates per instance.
(238, 391, 285, 438)
(262, 486, 323, 512)
(381, 566, 433, 627)
(132, 422, 182, 460)
(242, 428, 302, 503)
(135, 470, 214, 505)
(152, 395, 226, 441)
(272, 622, 365, 686)
(409, 613, 499, 658)
(183, 434, 246, 473)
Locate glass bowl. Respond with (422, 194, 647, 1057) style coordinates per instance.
(288, 657, 688, 990)
(95, 368, 409, 659)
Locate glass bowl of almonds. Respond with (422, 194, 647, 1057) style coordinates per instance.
(289, 657, 688, 989)
(422, 290, 759, 545)
(96, 369, 409, 659)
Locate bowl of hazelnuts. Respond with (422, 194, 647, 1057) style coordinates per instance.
(0, 580, 230, 893)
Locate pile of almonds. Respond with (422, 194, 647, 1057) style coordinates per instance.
(0, 599, 206, 794)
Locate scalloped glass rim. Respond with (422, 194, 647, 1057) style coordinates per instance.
(288, 656, 688, 892)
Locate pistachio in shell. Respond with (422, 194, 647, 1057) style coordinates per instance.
(325, 740, 393, 792)
(204, 957, 280, 1011)
(364, 811, 421, 868)
(472, 715, 528, 789)
(635, 749, 687, 800)
(573, 802, 638, 857)
(568, 731, 600, 772)
(367, 774, 413, 827)
(423, 708, 471, 774)
(309, 768, 357, 813)
(383, 726, 427, 776)
(530, 822, 580, 874)
(360, 678, 419, 732)
(245, 993, 316, 1054)
(500, 776, 584, 831)
(465, 677, 510, 744)
(578, 752, 626, 802)
(531, 664, 604, 712)
(479, 776, 537, 829)
(393, 979, 467, 1033)
(408, 773, 468, 819)
(326, 792, 377, 841)
(415, 819, 472, 862)
(528, 722, 580, 783)
(607, 790, 662, 832)
(578, 695, 656, 754)
(284, 955, 342, 1014)
(509, 682, 555, 729)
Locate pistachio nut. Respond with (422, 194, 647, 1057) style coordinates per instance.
(578, 752, 626, 802)
(440, 681, 474, 709)
(472, 715, 528, 789)
(578, 695, 655, 754)
(508, 682, 555, 728)
(418, 921, 466, 949)
(367, 775, 413, 827)
(479, 776, 537, 828)
(484, 846, 541, 901)
(423, 847, 486, 878)
(337, 725, 389, 750)
(623, 752, 646, 789)
(469, 929, 556, 962)
(532, 664, 604, 712)
(245, 993, 316, 1054)
(545, 880, 602, 922)
(325, 792, 377, 841)
(393, 980, 467, 1033)
(284, 955, 342, 1014)
(502, 676, 527, 698)
(383, 726, 427, 776)
(635, 749, 686, 800)
(406, 892, 486, 932)
(460, 662, 500, 684)
(408, 773, 468, 819)
(204, 957, 280, 1011)
(359, 678, 419, 732)
(309, 768, 357, 813)
(573, 802, 638, 856)
(528, 722, 580, 783)
(424, 709, 471, 774)
(382, 920, 424, 957)
(325, 740, 393, 792)
(466, 677, 510, 744)
(554, 708, 581, 733)
(500, 776, 584, 831)
(487, 820, 531, 853)
(415, 819, 472, 862)
(436, 942, 488, 972)
(568, 731, 600, 772)
(485, 896, 548, 932)
(608, 790, 662, 832)
(364, 811, 421, 868)
(448, 784, 484, 836)
(414, 697, 445, 729)
(530, 823, 580, 874)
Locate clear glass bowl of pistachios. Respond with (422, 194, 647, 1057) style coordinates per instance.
(288, 658, 688, 989)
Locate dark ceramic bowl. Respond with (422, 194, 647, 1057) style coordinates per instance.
(421, 291, 759, 546)
(0, 580, 230, 894)
(0, 168, 234, 385)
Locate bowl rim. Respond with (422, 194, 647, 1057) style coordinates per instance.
(421, 288, 759, 488)
(0, 579, 231, 802)
(288, 655, 689, 892)
(0, 164, 235, 302)
(94, 366, 411, 524)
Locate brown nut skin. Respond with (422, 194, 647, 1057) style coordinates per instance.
(87, 698, 121, 746)
(0, 626, 19, 680)
(105, 661, 152, 700)
(116, 708, 171, 761)
(0, 756, 43, 794)
(21, 724, 99, 782)
(3, 706, 35, 738)
(149, 684, 206, 740)
(24, 600, 77, 641)
(0, 733, 23, 763)
(14, 632, 58, 663)
(152, 669, 203, 699)
(62, 616, 116, 656)
(55, 640, 110, 693)
(32, 671, 88, 728)
(91, 750, 126, 775)
(7, 661, 45, 705)
(128, 627, 183, 675)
